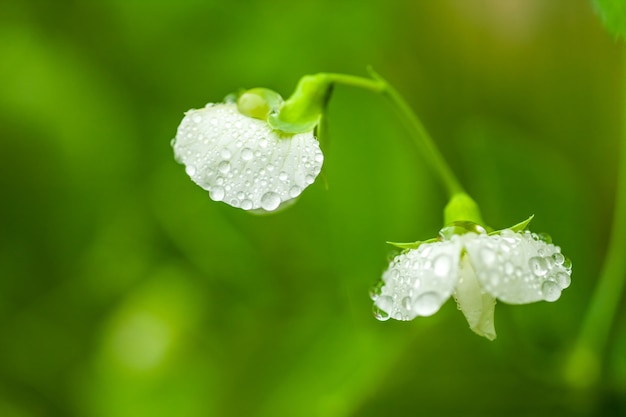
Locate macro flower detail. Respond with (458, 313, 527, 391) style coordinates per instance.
(172, 102, 323, 212)
(371, 226, 572, 340)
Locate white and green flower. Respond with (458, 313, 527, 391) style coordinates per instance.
(172, 91, 324, 212)
(371, 222, 572, 340)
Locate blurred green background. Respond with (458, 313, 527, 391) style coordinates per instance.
(0, 0, 624, 416)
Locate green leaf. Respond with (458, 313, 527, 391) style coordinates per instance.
(594, 0, 626, 40)
(386, 237, 437, 249)
(492, 214, 534, 234)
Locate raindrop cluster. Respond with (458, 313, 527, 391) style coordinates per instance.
(371, 229, 572, 322)
(465, 229, 572, 304)
(172, 103, 324, 212)
(371, 236, 463, 321)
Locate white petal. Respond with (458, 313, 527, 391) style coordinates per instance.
(454, 256, 497, 340)
(373, 237, 462, 321)
(172, 103, 323, 212)
(464, 229, 572, 304)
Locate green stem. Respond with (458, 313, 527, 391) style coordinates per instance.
(565, 48, 626, 389)
(320, 70, 464, 198)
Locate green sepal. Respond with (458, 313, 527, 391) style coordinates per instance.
(490, 214, 534, 235)
(268, 74, 333, 134)
(387, 237, 437, 250)
(593, 0, 626, 41)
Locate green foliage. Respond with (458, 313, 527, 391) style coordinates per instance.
(594, 0, 626, 40)
(0, 1, 624, 416)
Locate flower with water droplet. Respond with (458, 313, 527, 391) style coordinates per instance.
(172, 88, 324, 213)
(371, 218, 572, 340)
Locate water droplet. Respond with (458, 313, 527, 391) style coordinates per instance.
(218, 160, 231, 174)
(562, 257, 572, 271)
(373, 305, 390, 321)
(552, 252, 565, 265)
(369, 281, 384, 300)
(289, 185, 302, 198)
(373, 295, 394, 321)
(401, 296, 413, 312)
(260, 191, 281, 211)
(305, 175, 315, 184)
(412, 292, 441, 316)
(241, 199, 253, 210)
(259, 139, 268, 148)
(480, 247, 497, 266)
(279, 171, 289, 181)
(433, 255, 452, 277)
(192, 115, 202, 123)
(209, 186, 225, 201)
(389, 269, 400, 281)
(541, 280, 561, 302)
(555, 272, 571, 289)
(529, 256, 548, 276)
(241, 148, 253, 161)
(267, 163, 275, 172)
(537, 232, 552, 244)
(439, 221, 487, 240)
(185, 165, 196, 177)
(220, 148, 232, 159)
(503, 261, 514, 275)
(314, 152, 324, 163)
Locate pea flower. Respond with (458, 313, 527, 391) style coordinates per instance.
(371, 221, 572, 340)
(172, 89, 324, 212)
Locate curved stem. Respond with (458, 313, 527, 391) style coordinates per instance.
(565, 48, 626, 389)
(320, 71, 465, 197)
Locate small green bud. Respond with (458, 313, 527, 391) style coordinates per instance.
(237, 88, 283, 120)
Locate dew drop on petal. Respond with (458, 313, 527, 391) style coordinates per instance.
(401, 296, 413, 312)
(209, 186, 225, 202)
(278, 171, 289, 181)
(529, 256, 549, 276)
(537, 232, 552, 244)
(260, 191, 281, 211)
(369, 281, 384, 300)
(192, 115, 202, 123)
(218, 160, 231, 174)
(562, 257, 573, 271)
(220, 148, 232, 159)
(185, 165, 196, 177)
(412, 292, 441, 316)
(305, 175, 315, 184)
(433, 255, 452, 277)
(289, 185, 302, 198)
(241, 199, 253, 210)
(373, 305, 390, 321)
(552, 252, 565, 265)
(241, 148, 253, 161)
(541, 280, 561, 302)
(555, 272, 571, 289)
(373, 295, 393, 321)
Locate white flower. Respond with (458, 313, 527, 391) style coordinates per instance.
(172, 103, 324, 212)
(371, 229, 572, 340)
